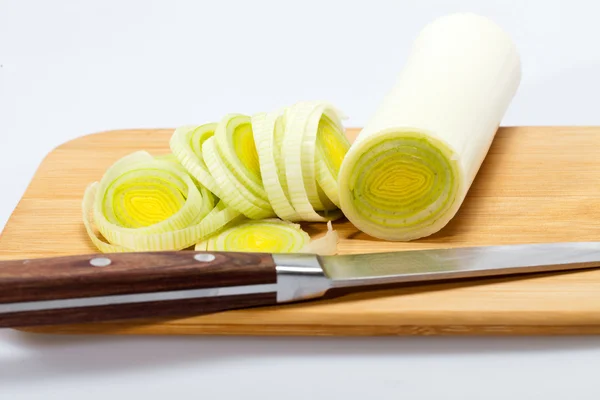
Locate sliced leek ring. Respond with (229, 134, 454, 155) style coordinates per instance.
(196, 219, 309, 253)
(83, 151, 241, 252)
(202, 114, 275, 219)
(195, 219, 338, 255)
(252, 108, 303, 221)
(202, 136, 274, 219)
(338, 132, 462, 241)
(83, 182, 132, 253)
(169, 123, 221, 196)
(215, 114, 267, 200)
(283, 101, 345, 221)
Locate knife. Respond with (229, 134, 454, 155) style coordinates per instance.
(1, 242, 600, 328)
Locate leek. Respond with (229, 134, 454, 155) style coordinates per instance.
(202, 114, 275, 219)
(83, 151, 241, 252)
(169, 123, 220, 195)
(314, 112, 351, 208)
(252, 108, 303, 221)
(282, 101, 347, 222)
(251, 101, 350, 222)
(84, 100, 349, 252)
(338, 13, 521, 241)
(195, 219, 338, 255)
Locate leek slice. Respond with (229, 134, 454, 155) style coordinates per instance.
(337, 13, 521, 241)
(196, 219, 309, 253)
(169, 123, 220, 196)
(83, 151, 241, 252)
(283, 101, 345, 221)
(252, 108, 303, 221)
(202, 136, 274, 219)
(314, 113, 351, 208)
(202, 114, 275, 219)
(83, 182, 132, 253)
(195, 219, 338, 255)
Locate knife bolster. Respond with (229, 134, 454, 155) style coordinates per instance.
(273, 254, 332, 303)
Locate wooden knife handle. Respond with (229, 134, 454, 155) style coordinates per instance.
(0, 251, 277, 328)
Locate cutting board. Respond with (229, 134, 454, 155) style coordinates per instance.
(3, 126, 600, 336)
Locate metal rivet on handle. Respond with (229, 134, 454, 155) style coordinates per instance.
(90, 257, 112, 267)
(194, 253, 216, 262)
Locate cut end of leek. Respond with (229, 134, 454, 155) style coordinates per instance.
(169, 123, 220, 196)
(196, 218, 338, 255)
(338, 131, 462, 241)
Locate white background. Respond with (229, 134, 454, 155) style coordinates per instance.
(2, 0, 600, 398)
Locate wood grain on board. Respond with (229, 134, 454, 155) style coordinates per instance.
(3, 126, 600, 335)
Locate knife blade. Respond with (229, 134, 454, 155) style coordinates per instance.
(1, 242, 600, 328)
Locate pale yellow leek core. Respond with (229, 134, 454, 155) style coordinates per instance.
(105, 173, 187, 228)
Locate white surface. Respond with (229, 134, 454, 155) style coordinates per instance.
(2, 0, 600, 398)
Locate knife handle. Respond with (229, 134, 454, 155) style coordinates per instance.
(0, 251, 278, 328)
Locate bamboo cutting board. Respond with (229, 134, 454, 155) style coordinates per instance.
(3, 126, 600, 335)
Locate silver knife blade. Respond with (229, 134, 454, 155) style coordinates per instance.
(319, 242, 600, 289)
(272, 242, 600, 304)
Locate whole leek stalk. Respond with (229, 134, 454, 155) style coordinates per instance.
(338, 13, 521, 241)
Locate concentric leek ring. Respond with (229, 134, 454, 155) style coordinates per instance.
(82, 151, 241, 252)
(195, 219, 310, 253)
(338, 130, 463, 241)
(169, 123, 220, 196)
(202, 114, 275, 219)
(216, 114, 268, 200)
(252, 109, 303, 221)
(203, 136, 274, 219)
(314, 114, 350, 208)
